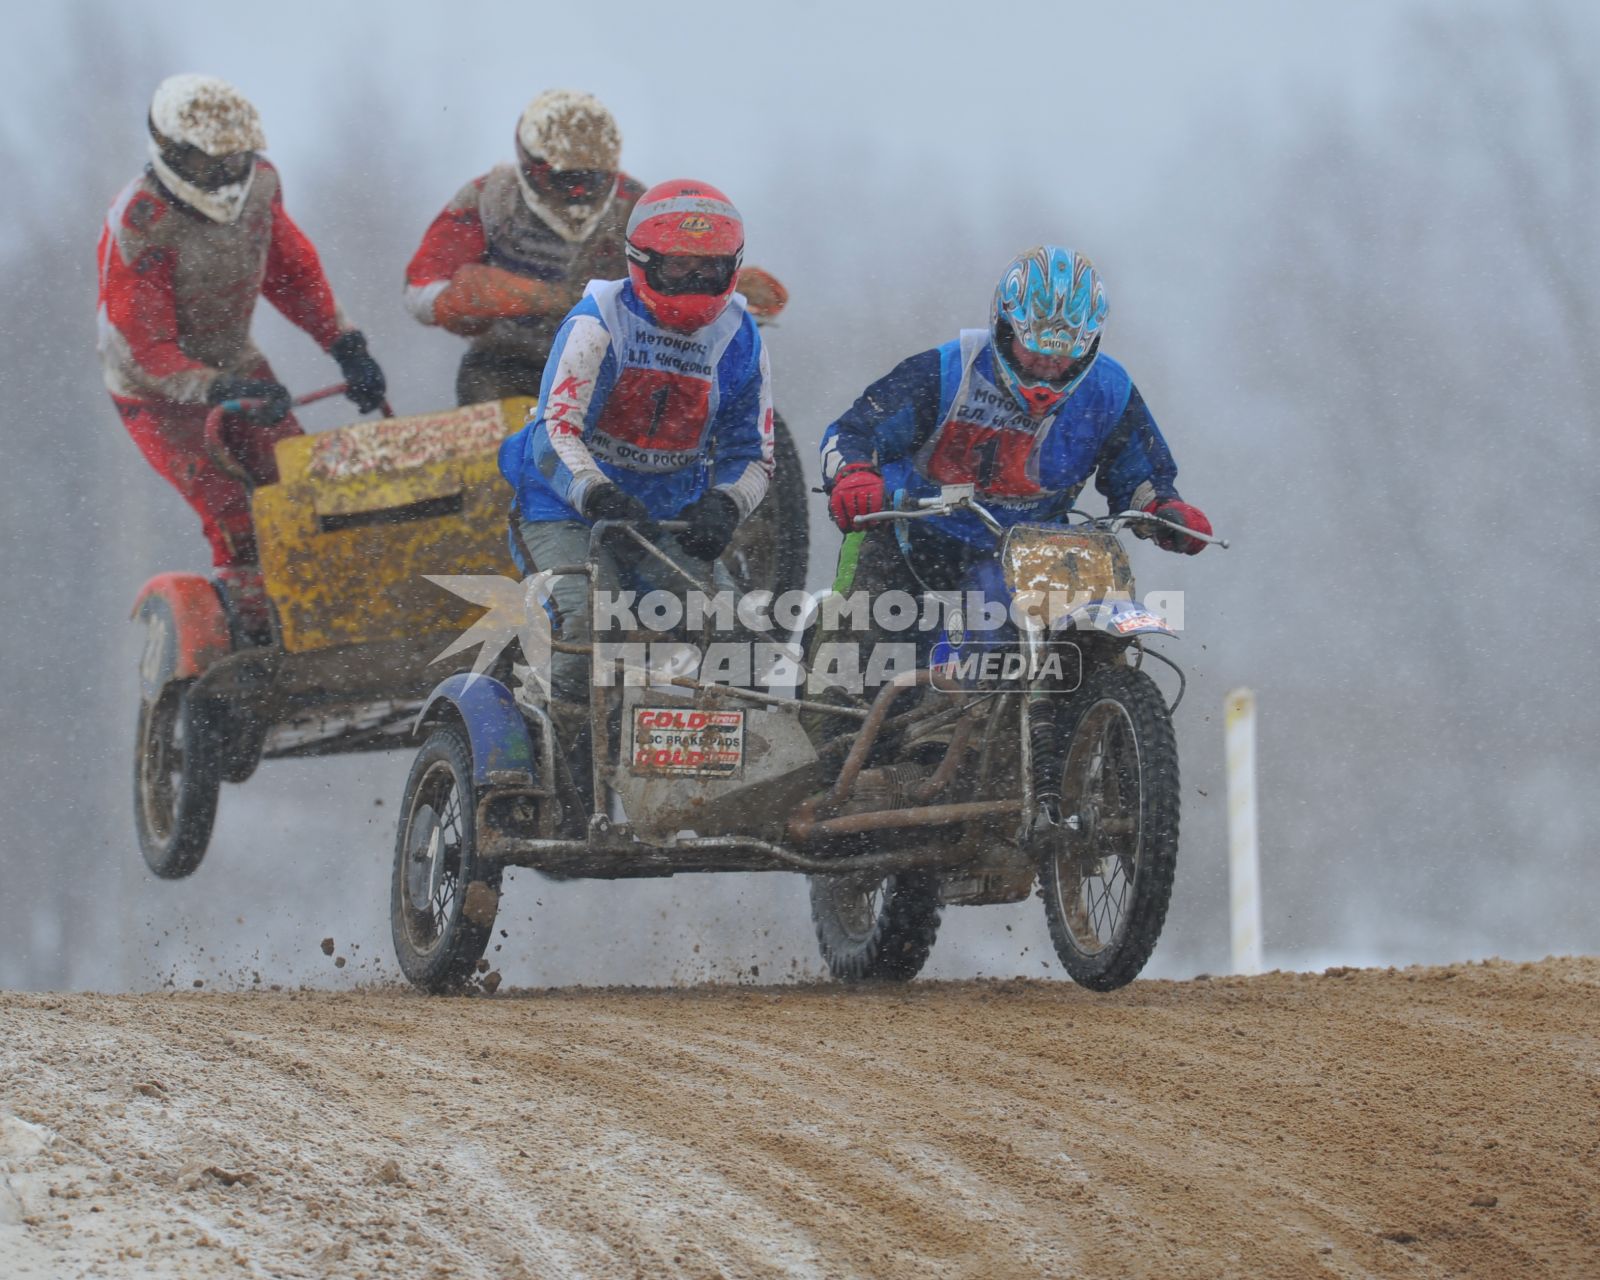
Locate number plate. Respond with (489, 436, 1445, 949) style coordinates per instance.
(630, 708, 745, 778)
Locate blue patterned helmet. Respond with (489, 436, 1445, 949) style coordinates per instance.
(990, 246, 1108, 415)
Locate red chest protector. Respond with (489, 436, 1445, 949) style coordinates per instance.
(587, 280, 745, 473)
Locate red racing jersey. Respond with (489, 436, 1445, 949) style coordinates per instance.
(404, 165, 645, 364)
(96, 159, 353, 403)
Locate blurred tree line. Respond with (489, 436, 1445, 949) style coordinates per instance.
(1214, 3, 1600, 956)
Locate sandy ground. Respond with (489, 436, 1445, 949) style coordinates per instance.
(2, 958, 1597, 1279)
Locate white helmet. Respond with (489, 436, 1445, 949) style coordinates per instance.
(513, 90, 621, 243)
(146, 74, 266, 224)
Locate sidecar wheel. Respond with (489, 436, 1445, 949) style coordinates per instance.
(391, 727, 500, 993)
(809, 869, 942, 982)
(133, 681, 221, 880)
(1040, 665, 1179, 992)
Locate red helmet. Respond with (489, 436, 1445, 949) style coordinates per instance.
(625, 179, 745, 333)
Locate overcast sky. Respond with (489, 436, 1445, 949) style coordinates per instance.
(7, 0, 1424, 235)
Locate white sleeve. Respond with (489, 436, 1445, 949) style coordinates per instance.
(405, 280, 448, 325)
(539, 313, 613, 512)
(715, 343, 775, 521)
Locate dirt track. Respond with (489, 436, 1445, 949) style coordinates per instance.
(2, 958, 1598, 1279)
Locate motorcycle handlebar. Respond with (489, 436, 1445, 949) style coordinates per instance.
(852, 497, 1230, 548)
(1109, 509, 1231, 549)
(586, 518, 710, 596)
(216, 381, 395, 419)
(205, 382, 395, 487)
(851, 494, 1006, 536)
(589, 519, 690, 534)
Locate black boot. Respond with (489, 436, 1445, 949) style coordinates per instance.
(213, 566, 273, 648)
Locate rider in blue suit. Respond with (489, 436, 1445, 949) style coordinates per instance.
(821, 245, 1209, 560)
(809, 246, 1213, 726)
(496, 180, 774, 706)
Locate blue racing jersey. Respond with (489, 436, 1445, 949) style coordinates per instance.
(820, 331, 1181, 546)
(499, 278, 774, 523)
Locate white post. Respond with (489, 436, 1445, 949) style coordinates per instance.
(1225, 688, 1263, 975)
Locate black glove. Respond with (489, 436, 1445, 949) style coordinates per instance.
(582, 482, 658, 540)
(207, 375, 290, 424)
(330, 330, 387, 414)
(674, 489, 740, 563)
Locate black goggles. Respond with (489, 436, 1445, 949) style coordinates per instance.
(520, 156, 614, 203)
(151, 124, 255, 192)
(629, 245, 741, 297)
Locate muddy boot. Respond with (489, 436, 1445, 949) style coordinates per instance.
(546, 700, 595, 821)
(214, 566, 274, 648)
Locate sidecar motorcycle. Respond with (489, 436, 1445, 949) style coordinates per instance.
(131, 387, 809, 880)
(391, 485, 1226, 992)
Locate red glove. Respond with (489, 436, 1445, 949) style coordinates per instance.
(1141, 498, 1212, 555)
(828, 463, 885, 531)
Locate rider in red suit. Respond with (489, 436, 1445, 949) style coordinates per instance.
(406, 89, 789, 406)
(405, 90, 645, 406)
(97, 73, 386, 590)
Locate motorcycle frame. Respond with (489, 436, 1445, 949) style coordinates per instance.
(437, 518, 1027, 879)
(427, 492, 1217, 881)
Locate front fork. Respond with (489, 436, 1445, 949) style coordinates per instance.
(1028, 692, 1065, 825)
(1018, 628, 1066, 838)
(1020, 630, 1126, 840)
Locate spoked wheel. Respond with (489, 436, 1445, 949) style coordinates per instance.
(1039, 665, 1180, 991)
(722, 412, 809, 600)
(391, 726, 500, 992)
(133, 680, 221, 879)
(809, 868, 942, 982)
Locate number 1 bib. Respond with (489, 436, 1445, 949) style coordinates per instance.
(912, 331, 1064, 499)
(587, 280, 746, 474)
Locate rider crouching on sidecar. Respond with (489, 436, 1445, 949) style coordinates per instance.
(810, 243, 1214, 730)
(406, 91, 789, 405)
(496, 178, 774, 751)
(99, 73, 388, 643)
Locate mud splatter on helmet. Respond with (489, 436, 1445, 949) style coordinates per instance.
(514, 89, 622, 243)
(146, 74, 265, 224)
(991, 246, 1108, 416)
